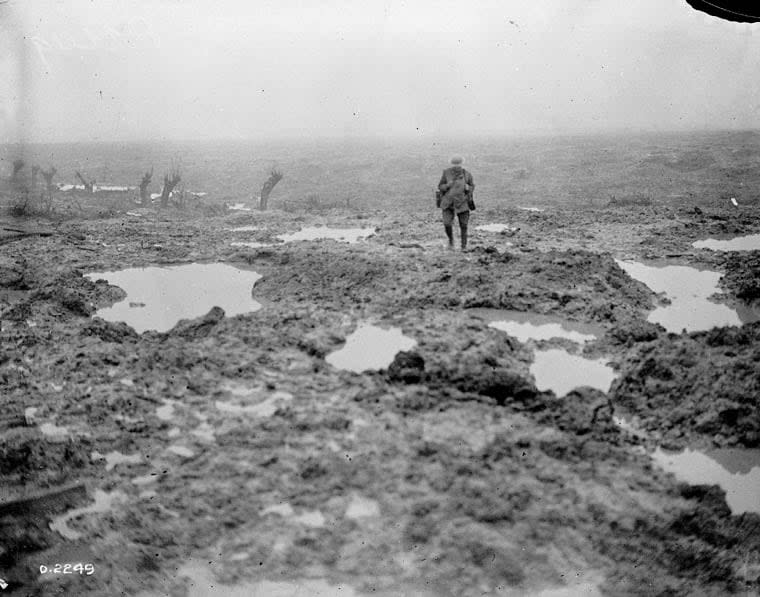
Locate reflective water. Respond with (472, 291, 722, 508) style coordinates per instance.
(326, 324, 417, 373)
(693, 233, 760, 252)
(228, 203, 252, 211)
(531, 349, 616, 397)
(156, 400, 178, 421)
(215, 390, 293, 417)
(469, 308, 599, 343)
(192, 422, 216, 443)
(132, 473, 158, 486)
(261, 503, 294, 517)
(261, 503, 325, 527)
(93, 184, 133, 192)
(651, 447, 760, 514)
(228, 225, 260, 232)
(50, 490, 126, 540)
(616, 260, 759, 333)
(276, 226, 376, 243)
(85, 263, 262, 333)
(167, 445, 195, 458)
(475, 223, 519, 233)
(230, 241, 272, 249)
(518, 206, 545, 213)
(39, 422, 69, 440)
(345, 494, 381, 520)
(91, 450, 142, 471)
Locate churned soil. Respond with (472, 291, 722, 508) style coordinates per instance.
(1, 203, 759, 596)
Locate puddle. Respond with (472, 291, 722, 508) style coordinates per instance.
(167, 445, 195, 458)
(469, 308, 599, 343)
(156, 400, 177, 422)
(39, 422, 69, 440)
(132, 474, 158, 486)
(345, 494, 380, 520)
(50, 490, 125, 540)
(85, 263, 262, 333)
(293, 510, 325, 527)
(261, 503, 294, 517)
(475, 223, 519, 233)
(518, 206, 545, 213)
(192, 422, 216, 443)
(616, 260, 759, 333)
(228, 225, 260, 232)
(93, 184, 133, 192)
(530, 349, 616, 397)
(693, 233, 760, 252)
(260, 503, 326, 527)
(276, 226, 375, 244)
(215, 390, 293, 417)
(136, 559, 363, 597)
(228, 203, 252, 211)
(651, 447, 760, 515)
(230, 241, 272, 249)
(91, 450, 141, 471)
(325, 324, 417, 373)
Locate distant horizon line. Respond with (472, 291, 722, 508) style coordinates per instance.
(2, 126, 759, 147)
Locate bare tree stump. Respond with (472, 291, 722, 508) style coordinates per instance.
(139, 167, 153, 205)
(40, 167, 57, 212)
(75, 171, 94, 193)
(259, 169, 283, 210)
(11, 159, 24, 180)
(160, 167, 181, 208)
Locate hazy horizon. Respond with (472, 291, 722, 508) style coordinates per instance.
(2, 0, 759, 144)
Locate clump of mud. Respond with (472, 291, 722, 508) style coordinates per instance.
(723, 252, 760, 302)
(612, 322, 760, 447)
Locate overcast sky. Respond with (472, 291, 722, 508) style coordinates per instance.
(1, 0, 759, 143)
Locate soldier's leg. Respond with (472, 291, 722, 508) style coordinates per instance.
(442, 209, 455, 248)
(458, 210, 470, 250)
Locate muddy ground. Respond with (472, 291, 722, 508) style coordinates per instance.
(1, 202, 759, 596)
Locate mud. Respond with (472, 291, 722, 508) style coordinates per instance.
(1, 202, 760, 596)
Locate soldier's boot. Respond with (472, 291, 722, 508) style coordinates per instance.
(460, 225, 468, 250)
(444, 225, 454, 249)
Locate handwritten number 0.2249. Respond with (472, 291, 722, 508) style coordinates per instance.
(39, 563, 94, 575)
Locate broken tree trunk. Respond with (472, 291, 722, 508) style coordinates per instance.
(75, 171, 94, 193)
(160, 168, 181, 208)
(259, 169, 283, 210)
(11, 159, 24, 180)
(41, 167, 56, 193)
(138, 167, 153, 204)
